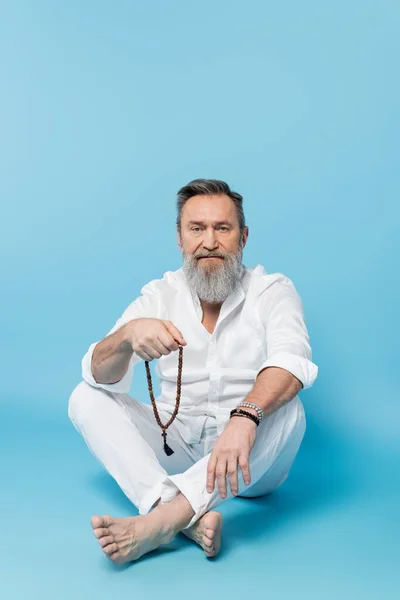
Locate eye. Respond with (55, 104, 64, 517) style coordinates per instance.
(219, 227, 229, 231)
(191, 227, 201, 232)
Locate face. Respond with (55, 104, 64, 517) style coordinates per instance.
(177, 194, 249, 304)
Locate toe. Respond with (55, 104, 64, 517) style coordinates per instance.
(98, 535, 114, 548)
(102, 542, 118, 556)
(93, 527, 109, 539)
(109, 551, 122, 564)
(91, 515, 103, 529)
(101, 515, 114, 527)
(203, 536, 213, 548)
(92, 514, 114, 529)
(205, 527, 216, 539)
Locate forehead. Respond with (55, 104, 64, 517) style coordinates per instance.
(181, 194, 237, 222)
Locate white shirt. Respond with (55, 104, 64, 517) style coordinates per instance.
(81, 264, 318, 444)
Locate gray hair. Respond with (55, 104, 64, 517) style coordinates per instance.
(176, 178, 246, 235)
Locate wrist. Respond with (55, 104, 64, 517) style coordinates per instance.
(230, 408, 260, 427)
(237, 400, 264, 423)
(237, 406, 259, 419)
(121, 321, 137, 353)
(231, 414, 258, 428)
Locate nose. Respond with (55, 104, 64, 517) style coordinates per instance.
(203, 227, 218, 250)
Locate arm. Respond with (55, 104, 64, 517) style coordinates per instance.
(91, 321, 136, 386)
(243, 366, 302, 419)
(242, 277, 318, 418)
(207, 364, 304, 498)
(206, 276, 318, 498)
(81, 281, 161, 394)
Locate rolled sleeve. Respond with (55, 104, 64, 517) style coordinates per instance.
(256, 351, 318, 390)
(81, 340, 141, 394)
(256, 276, 319, 390)
(80, 281, 161, 394)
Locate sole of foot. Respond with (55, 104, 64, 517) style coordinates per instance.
(181, 510, 223, 557)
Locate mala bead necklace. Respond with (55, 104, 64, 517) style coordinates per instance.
(144, 345, 183, 456)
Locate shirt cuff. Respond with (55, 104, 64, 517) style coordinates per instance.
(256, 351, 319, 390)
(81, 341, 141, 394)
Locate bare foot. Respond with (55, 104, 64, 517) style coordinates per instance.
(181, 511, 223, 557)
(91, 512, 174, 565)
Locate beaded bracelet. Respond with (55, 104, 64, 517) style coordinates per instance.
(231, 413, 259, 426)
(236, 401, 264, 423)
(230, 408, 260, 427)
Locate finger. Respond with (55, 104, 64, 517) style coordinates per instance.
(158, 330, 179, 352)
(238, 453, 251, 485)
(136, 348, 154, 361)
(227, 456, 239, 496)
(163, 320, 187, 346)
(216, 459, 228, 498)
(151, 337, 173, 356)
(142, 339, 166, 360)
(146, 345, 162, 359)
(206, 454, 218, 493)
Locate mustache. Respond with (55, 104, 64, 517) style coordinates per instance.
(196, 253, 225, 259)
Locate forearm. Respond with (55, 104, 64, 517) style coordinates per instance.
(243, 366, 303, 418)
(91, 321, 135, 385)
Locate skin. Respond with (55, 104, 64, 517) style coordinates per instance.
(91, 193, 263, 563)
(178, 193, 249, 307)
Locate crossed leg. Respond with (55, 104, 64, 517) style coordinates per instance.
(68, 381, 223, 559)
(68, 380, 305, 563)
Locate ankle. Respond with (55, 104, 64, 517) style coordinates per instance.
(152, 493, 195, 537)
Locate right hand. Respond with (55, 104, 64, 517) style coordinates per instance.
(128, 318, 187, 361)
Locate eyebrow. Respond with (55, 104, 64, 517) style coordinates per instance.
(187, 220, 233, 227)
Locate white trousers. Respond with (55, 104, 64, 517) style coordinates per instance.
(68, 380, 306, 529)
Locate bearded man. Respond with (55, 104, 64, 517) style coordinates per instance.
(68, 178, 318, 564)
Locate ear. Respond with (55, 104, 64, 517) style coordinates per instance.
(241, 226, 249, 248)
(177, 228, 183, 252)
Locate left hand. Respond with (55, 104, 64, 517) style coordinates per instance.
(206, 412, 258, 498)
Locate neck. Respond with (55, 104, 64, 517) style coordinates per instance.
(200, 299, 222, 315)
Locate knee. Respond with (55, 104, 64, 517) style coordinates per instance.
(68, 380, 104, 426)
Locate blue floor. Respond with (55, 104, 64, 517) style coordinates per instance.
(1, 395, 398, 599)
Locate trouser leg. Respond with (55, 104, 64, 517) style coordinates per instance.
(68, 380, 197, 516)
(236, 399, 305, 498)
(153, 396, 306, 530)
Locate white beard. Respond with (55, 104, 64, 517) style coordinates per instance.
(182, 243, 244, 304)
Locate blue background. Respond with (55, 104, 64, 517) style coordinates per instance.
(1, 1, 399, 598)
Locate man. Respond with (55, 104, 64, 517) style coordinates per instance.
(68, 178, 318, 564)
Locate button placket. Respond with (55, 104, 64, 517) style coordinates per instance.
(208, 369, 221, 412)
(207, 330, 219, 410)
